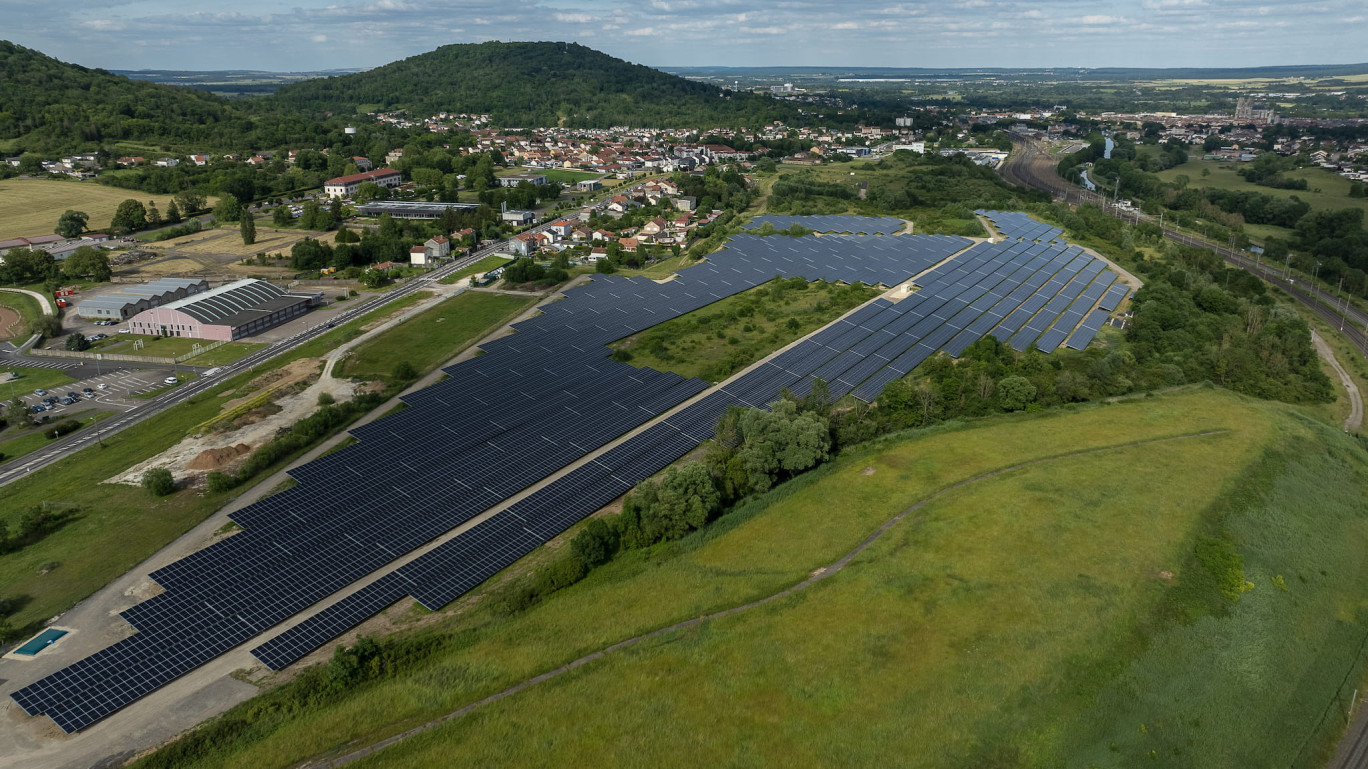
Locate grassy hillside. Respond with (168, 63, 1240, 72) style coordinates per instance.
(132, 387, 1368, 769)
(264, 41, 795, 128)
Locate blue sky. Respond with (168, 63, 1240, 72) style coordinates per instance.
(3, 0, 1365, 72)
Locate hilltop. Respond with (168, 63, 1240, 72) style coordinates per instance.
(262, 41, 795, 128)
(0, 41, 242, 153)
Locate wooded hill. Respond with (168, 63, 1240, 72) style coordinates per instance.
(261, 41, 796, 128)
(0, 41, 347, 154)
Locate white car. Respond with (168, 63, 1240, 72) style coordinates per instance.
(164, 376, 179, 385)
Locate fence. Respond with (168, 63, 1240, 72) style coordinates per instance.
(28, 337, 228, 365)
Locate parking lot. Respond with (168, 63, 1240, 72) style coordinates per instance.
(10, 368, 180, 418)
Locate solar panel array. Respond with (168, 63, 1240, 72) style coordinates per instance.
(975, 209, 1064, 243)
(10, 216, 1125, 733)
(742, 214, 905, 235)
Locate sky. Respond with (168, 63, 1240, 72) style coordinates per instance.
(3, 0, 1365, 72)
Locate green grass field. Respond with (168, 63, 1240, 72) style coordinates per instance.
(0, 179, 190, 241)
(438, 255, 512, 284)
(0, 410, 113, 463)
(610, 278, 880, 382)
(0, 365, 77, 394)
(136, 387, 1368, 769)
(94, 335, 263, 366)
(1156, 159, 1368, 217)
(337, 292, 536, 380)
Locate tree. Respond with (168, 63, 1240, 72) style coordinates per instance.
(392, 361, 417, 380)
(241, 213, 256, 246)
(997, 375, 1037, 411)
(355, 181, 389, 203)
(272, 204, 294, 227)
(165, 198, 182, 224)
(63, 247, 111, 281)
(141, 468, 176, 496)
(110, 199, 147, 233)
(146, 201, 162, 228)
(31, 314, 61, 338)
(55, 210, 88, 239)
(65, 332, 90, 351)
(213, 193, 243, 223)
(735, 399, 831, 493)
(359, 267, 391, 288)
(570, 518, 617, 566)
(1, 248, 56, 283)
(174, 189, 206, 215)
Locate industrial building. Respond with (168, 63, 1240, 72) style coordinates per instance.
(76, 278, 210, 321)
(355, 201, 481, 220)
(125, 279, 322, 340)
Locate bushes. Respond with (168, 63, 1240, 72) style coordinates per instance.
(44, 419, 82, 439)
(141, 468, 176, 496)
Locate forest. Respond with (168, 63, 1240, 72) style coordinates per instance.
(261, 42, 798, 129)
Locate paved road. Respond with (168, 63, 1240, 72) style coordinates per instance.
(0, 286, 56, 316)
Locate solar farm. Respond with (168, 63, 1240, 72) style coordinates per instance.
(9, 212, 1133, 733)
(742, 214, 906, 234)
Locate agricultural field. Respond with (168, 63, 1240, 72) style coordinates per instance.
(145, 222, 338, 258)
(610, 277, 881, 382)
(0, 179, 190, 240)
(337, 291, 537, 381)
(132, 387, 1368, 769)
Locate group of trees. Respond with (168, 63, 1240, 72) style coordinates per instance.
(264, 42, 798, 129)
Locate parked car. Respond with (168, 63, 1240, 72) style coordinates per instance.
(164, 376, 179, 385)
(66, 391, 79, 399)
(60, 397, 74, 405)
(30, 405, 44, 413)
(118, 328, 130, 334)
(33, 388, 46, 396)
(97, 383, 109, 390)
(82, 387, 94, 394)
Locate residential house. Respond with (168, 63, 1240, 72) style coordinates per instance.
(190, 154, 210, 166)
(409, 246, 430, 266)
(424, 235, 451, 259)
(509, 233, 536, 256)
(353, 156, 374, 172)
(153, 158, 180, 167)
(501, 209, 535, 225)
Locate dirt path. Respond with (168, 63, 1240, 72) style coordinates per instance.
(313, 429, 1230, 769)
(1313, 330, 1363, 432)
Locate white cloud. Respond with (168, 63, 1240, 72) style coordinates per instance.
(311, 33, 328, 42)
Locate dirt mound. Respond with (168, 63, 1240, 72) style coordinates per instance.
(186, 443, 253, 470)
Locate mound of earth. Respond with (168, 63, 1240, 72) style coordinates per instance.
(186, 443, 253, 470)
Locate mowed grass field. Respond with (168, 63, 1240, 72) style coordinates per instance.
(0, 179, 185, 240)
(147, 222, 338, 258)
(138, 387, 1368, 769)
(337, 291, 536, 380)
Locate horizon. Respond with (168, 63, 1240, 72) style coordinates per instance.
(3, 0, 1364, 72)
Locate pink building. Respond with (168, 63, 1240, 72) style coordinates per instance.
(126, 279, 320, 341)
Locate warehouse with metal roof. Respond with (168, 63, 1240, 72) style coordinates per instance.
(125, 279, 322, 340)
(76, 278, 210, 320)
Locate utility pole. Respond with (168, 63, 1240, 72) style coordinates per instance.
(1339, 275, 1348, 331)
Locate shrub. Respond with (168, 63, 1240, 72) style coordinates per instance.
(45, 419, 82, 439)
(392, 361, 417, 381)
(206, 471, 237, 494)
(142, 468, 176, 496)
(317, 392, 336, 406)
